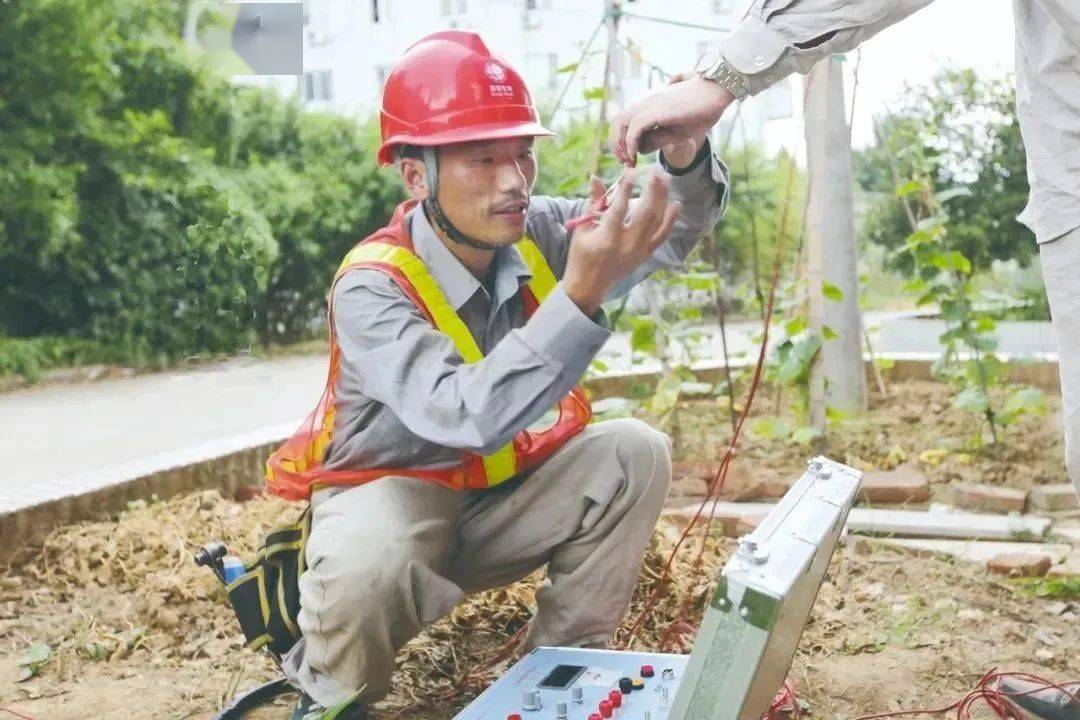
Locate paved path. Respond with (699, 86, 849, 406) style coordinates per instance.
(0, 316, 1058, 514)
(0, 356, 326, 513)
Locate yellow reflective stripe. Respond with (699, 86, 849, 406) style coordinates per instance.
(341, 243, 483, 362)
(341, 241, 515, 483)
(514, 238, 558, 302)
(482, 445, 517, 484)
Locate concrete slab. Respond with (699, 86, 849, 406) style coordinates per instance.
(672, 501, 1053, 541)
(855, 537, 1072, 564)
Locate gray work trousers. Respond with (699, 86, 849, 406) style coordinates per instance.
(1040, 226, 1080, 495)
(281, 418, 673, 708)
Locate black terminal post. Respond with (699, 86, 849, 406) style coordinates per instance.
(194, 541, 229, 584)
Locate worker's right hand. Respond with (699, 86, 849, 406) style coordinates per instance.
(562, 168, 682, 316)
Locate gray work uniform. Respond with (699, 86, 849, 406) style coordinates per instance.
(720, 0, 1080, 492)
(280, 148, 730, 708)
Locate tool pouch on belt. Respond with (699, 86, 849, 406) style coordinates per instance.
(225, 509, 309, 657)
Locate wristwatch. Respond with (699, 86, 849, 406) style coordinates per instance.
(694, 48, 749, 101)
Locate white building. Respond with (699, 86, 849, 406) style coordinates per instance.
(238, 0, 799, 153)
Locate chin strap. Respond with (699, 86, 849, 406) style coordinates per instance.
(421, 147, 492, 251)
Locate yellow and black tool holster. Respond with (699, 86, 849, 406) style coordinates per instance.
(225, 509, 309, 658)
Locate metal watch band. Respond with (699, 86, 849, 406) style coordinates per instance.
(698, 56, 749, 101)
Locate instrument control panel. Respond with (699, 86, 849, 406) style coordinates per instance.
(455, 647, 689, 720)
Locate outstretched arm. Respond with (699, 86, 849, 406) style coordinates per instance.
(610, 0, 936, 162)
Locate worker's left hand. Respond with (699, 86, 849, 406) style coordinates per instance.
(609, 75, 735, 166)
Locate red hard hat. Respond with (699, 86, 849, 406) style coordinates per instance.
(377, 30, 553, 166)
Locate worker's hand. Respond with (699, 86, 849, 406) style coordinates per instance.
(609, 75, 735, 165)
(661, 135, 705, 171)
(563, 168, 682, 316)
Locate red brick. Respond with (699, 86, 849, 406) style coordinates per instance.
(733, 477, 793, 502)
(1046, 553, 1080, 578)
(671, 460, 717, 482)
(233, 485, 266, 503)
(858, 465, 931, 505)
(661, 504, 740, 537)
(1029, 484, 1079, 512)
(987, 553, 1053, 577)
(951, 483, 1027, 514)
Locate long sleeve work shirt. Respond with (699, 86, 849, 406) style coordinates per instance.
(324, 145, 730, 472)
(719, 0, 1080, 244)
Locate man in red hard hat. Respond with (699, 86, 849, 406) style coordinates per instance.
(272, 30, 729, 718)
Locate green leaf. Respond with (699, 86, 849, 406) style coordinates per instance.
(752, 417, 790, 440)
(583, 86, 607, 101)
(825, 405, 847, 422)
(998, 387, 1046, 426)
(791, 426, 823, 445)
(916, 215, 947, 231)
(934, 186, 973, 205)
(953, 387, 990, 414)
(679, 381, 714, 397)
(784, 316, 807, 337)
(18, 643, 51, 682)
(556, 61, 580, 74)
(629, 316, 657, 356)
(822, 281, 844, 302)
(589, 359, 609, 373)
(21, 643, 50, 665)
(558, 134, 586, 152)
(822, 325, 839, 341)
(554, 175, 585, 196)
(930, 250, 972, 274)
(647, 373, 682, 415)
(895, 179, 923, 198)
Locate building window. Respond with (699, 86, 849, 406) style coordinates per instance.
(304, 70, 333, 101)
(375, 65, 392, 87)
(712, 0, 735, 13)
(526, 0, 538, 9)
(442, 0, 453, 14)
(547, 53, 559, 88)
(457, 0, 467, 12)
(371, 0, 380, 23)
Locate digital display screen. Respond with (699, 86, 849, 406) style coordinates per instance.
(538, 664, 587, 689)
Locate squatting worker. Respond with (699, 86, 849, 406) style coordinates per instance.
(609, 0, 1080, 497)
(265, 31, 730, 719)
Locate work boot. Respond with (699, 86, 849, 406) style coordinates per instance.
(290, 692, 368, 720)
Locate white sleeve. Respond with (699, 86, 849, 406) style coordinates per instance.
(719, 0, 937, 95)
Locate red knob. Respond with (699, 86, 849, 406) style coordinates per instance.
(641, 664, 655, 678)
(507, 715, 522, 720)
(600, 699, 614, 718)
(609, 690, 623, 708)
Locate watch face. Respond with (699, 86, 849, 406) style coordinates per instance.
(695, 48, 721, 74)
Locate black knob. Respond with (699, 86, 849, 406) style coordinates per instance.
(194, 542, 227, 567)
(619, 677, 633, 695)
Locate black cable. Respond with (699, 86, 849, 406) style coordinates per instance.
(213, 677, 295, 720)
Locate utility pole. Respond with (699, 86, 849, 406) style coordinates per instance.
(803, 57, 866, 430)
(592, 0, 622, 175)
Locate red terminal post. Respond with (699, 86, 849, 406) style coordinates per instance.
(640, 664, 655, 678)
(599, 699, 614, 718)
(608, 689, 623, 708)
(589, 715, 602, 720)
(507, 715, 522, 720)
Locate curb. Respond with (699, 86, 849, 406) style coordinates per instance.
(1, 354, 1061, 563)
(0, 423, 295, 565)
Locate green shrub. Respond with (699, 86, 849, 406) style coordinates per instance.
(0, 0, 403, 362)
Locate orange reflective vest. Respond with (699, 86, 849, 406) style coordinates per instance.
(265, 200, 592, 501)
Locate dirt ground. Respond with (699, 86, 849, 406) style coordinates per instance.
(1, 380, 1077, 719)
